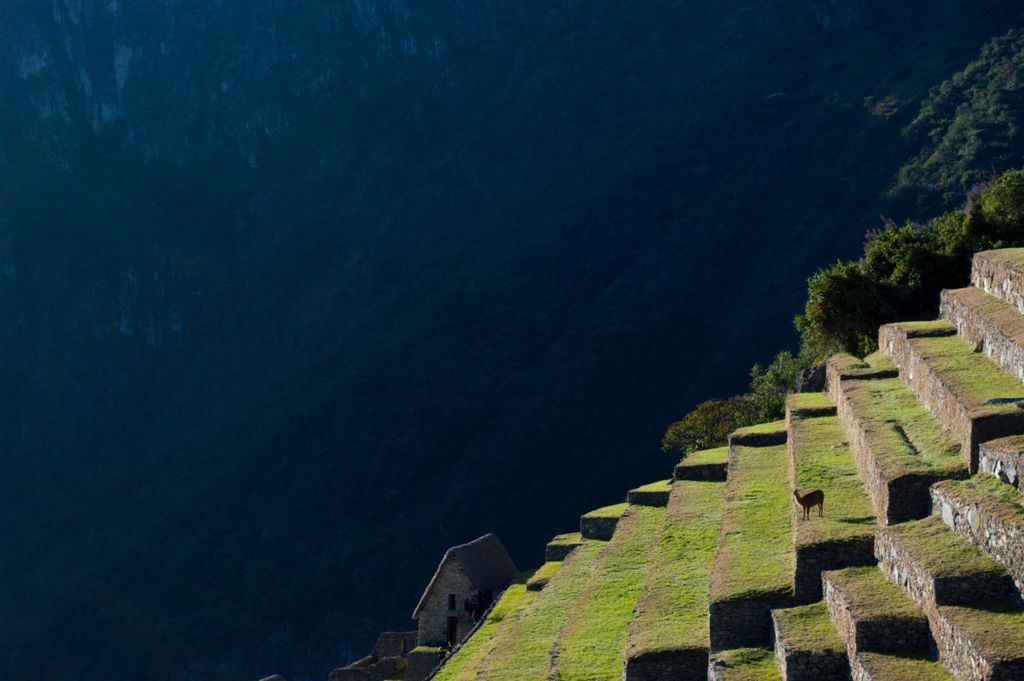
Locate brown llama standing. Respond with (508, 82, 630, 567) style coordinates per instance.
(793, 488, 824, 520)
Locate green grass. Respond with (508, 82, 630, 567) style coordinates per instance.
(772, 601, 844, 653)
(895, 320, 957, 337)
(933, 473, 1024, 526)
(839, 375, 965, 479)
(978, 247, 1024, 269)
(630, 479, 672, 494)
(946, 287, 1024, 342)
(788, 410, 876, 546)
(434, 574, 538, 681)
(857, 652, 954, 680)
(939, 602, 1024, 661)
(863, 350, 896, 372)
(680, 446, 729, 466)
(824, 567, 925, 622)
(551, 506, 665, 681)
(883, 515, 1011, 579)
(582, 503, 628, 520)
(525, 562, 562, 591)
(733, 420, 787, 437)
(710, 444, 794, 603)
(908, 332, 1024, 412)
(711, 648, 781, 680)
(547, 532, 583, 549)
(787, 392, 834, 412)
(411, 646, 445, 654)
(830, 352, 896, 378)
(474, 540, 605, 681)
(625, 479, 725, 659)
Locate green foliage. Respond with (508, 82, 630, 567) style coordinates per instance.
(660, 396, 758, 457)
(894, 28, 1024, 211)
(749, 352, 807, 422)
(798, 167, 1024, 359)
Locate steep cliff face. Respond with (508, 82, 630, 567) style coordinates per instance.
(3, 2, 1024, 681)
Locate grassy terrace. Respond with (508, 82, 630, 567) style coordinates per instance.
(731, 419, 787, 443)
(839, 373, 964, 480)
(883, 515, 1012, 582)
(856, 652, 954, 681)
(787, 398, 876, 547)
(711, 648, 781, 680)
(825, 567, 926, 623)
(899, 322, 1024, 414)
(710, 444, 793, 603)
(547, 532, 583, 550)
(551, 506, 665, 681)
(625, 479, 725, 662)
(582, 503, 628, 520)
(946, 286, 1024, 341)
(933, 473, 1024, 526)
(829, 352, 897, 378)
(679, 446, 729, 467)
(772, 601, 844, 654)
(474, 540, 605, 681)
(786, 391, 834, 413)
(434, 574, 538, 681)
(977, 247, 1024, 269)
(938, 602, 1024, 663)
(629, 480, 672, 494)
(526, 561, 562, 591)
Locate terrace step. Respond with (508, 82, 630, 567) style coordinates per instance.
(851, 652, 954, 681)
(826, 353, 967, 524)
(941, 287, 1024, 383)
(729, 419, 788, 447)
(709, 441, 794, 651)
(580, 503, 627, 540)
(550, 505, 665, 681)
(545, 532, 583, 561)
(979, 436, 1024, 490)
(627, 480, 672, 507)
(430, 576, 538, 681)
(823, 567, 933, 655)
(930, 475, 1024, 592)
(525, 562, 561, 591)
(624, 478, 725, 681)
(708, 648, 781, 681)
(879, 320, 1024, 472)
(971, 248, 1024, 314)
(875, 517, 1018, 608)
(786, 394, 876, 602)
(770, 602, 848, 681)
(674, 446, 728, 481)
(875, 517, 1024, 681)
(473, 540, 606, 681)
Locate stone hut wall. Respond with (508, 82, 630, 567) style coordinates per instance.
(416, 559, 477, 647)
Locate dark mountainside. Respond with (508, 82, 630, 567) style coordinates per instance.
(2, 2, 1024, 680)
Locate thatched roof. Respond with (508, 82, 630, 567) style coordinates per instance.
(412, 533, 518, 619)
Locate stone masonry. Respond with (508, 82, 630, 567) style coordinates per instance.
(980, 437, 1024, 490)
(941, 287, 1024, 383)
(973, 250, 1024, 314)
(623, 648, 707, 681)
(822, 572, 931, 654)
(771, 611, 848, 681)
(579, 513, 619, 540)
(931, 483, 1024, 595)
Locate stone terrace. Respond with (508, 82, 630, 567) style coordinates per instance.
(826, 353, 966, 523)
(979, 436, 1024, 489)
(674, 446, 729, 481)
(879, 320, 1024, 472)
(972, 248, 1024, 314)
(786, 394, 876, 602)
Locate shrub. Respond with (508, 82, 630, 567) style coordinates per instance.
(660, 396, 758, 457)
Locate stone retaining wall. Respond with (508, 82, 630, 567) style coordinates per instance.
(623, 648, 707, 681)
(941, 288, 1024, 382)
(793, 538, 875, 603)
(372, 632, 417, 659)
(579, 514, 618, 540)
(771, 613, 849, 681)
(979, 438, 1024, 490)
(875, 528, 1016, 608)
(829, 371, 947, 523)
(626, 488, 670, 507)
(545, 539, 582, 561)
(404, 649, 445, 681)
(708, 591, 793, 651)
(822, 573, 930, 654)
(729, 430, 787, 447)
(674, 461, 727, 481)
(879, 323, 1024, 473)
(973, 251, 1024, 314)
(931, 485, 1024, 595)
